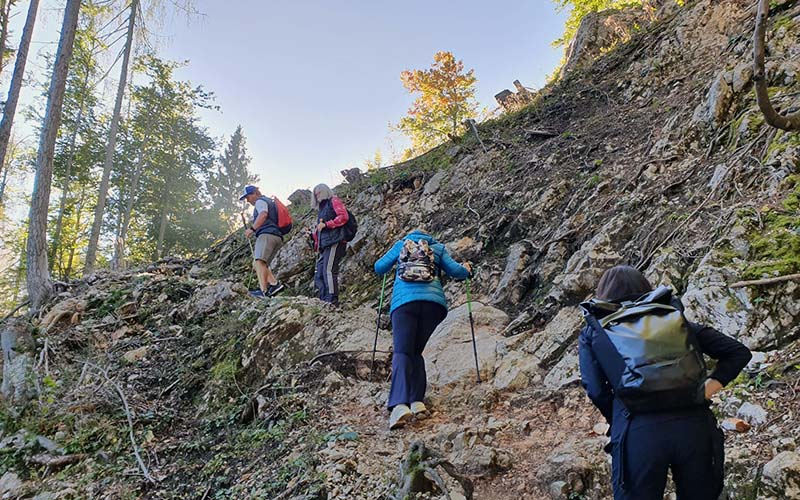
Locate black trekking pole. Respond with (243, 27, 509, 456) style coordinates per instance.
(240, 213, 257, 287)
(466, 277, 482, 384)
(371, 274, 388, 377)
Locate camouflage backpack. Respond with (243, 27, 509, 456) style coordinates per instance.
(398, 239, 437, 282)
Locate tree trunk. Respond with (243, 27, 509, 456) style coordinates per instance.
(50, 75, 89, 269)
(112, 128, 151, 270)
(754, 0, 800, 131)
(84, 0, 139, 273)
(0, 0, 14, 78)
(0, 0, 40, 179)
(25, 0, 81, 313)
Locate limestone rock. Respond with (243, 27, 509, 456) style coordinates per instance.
(491, 241, 535, 306)
(537, 438, 611, 500)
(762, 451, 800, 499)
(737, 402, 768, 426)
(425, 303, 508, 386)
(185, 280, 246, 318)
(543, 348, 580, 389)
(0, 472, 23, 498)
(549, 231, 623, 302)
(525, 307, 583, 369)
(692, 72, 733, 127)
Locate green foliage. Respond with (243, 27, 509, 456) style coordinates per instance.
(207, 125, 258, 232)
(395, 51, 479, 155)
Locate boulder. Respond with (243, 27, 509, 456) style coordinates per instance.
(692, 72, 733, 126)
(762, 451, 800, 499)
(493, 307, 583, 390)
(185, 280, 246, 318)
(425, 303, 509, 386)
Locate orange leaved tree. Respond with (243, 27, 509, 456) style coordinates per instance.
(396, 51, 479, 155)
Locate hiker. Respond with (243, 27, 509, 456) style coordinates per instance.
(311, 183, 351, 306)
(240, 185, 285, 297)
(374, 230, 471, 430)
(579, 265, 751, 500)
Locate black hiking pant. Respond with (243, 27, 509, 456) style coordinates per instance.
(611, 410, 724, 500)
(387, 300, 447, 409)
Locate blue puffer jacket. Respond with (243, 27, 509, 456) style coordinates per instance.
(374, 231, 470, 314)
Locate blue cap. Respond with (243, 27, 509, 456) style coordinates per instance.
(239, 185, 257, 200)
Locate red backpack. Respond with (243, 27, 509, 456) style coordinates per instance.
(272, 197, 293, 235)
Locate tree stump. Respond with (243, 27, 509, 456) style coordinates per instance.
(393, 441, 474, 500)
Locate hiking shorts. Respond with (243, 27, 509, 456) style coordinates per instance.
(254, 233, 282, 266)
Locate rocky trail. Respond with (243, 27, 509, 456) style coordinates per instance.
(1, 0, 800, 498)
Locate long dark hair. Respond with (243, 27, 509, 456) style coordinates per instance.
(596, 265, 653, 303)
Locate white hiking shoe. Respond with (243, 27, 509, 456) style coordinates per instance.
(389, 404, 413, 430)
(410, 401, 429, 420)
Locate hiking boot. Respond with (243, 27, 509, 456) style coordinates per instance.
(410, 401, 429, 419)
(248, 289, 266, 298)
(389, 404, 413, 430)
(266, 282, 285, 297)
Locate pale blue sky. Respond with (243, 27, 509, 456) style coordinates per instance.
(7, 1, 568, 201)
(157, 0, 568, 198)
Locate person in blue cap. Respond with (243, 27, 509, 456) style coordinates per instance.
(240, 185, 285, 297)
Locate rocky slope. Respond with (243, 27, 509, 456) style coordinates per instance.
(1, 0, 800, 498)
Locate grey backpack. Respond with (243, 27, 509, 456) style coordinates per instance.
(580, 286, 707, 413)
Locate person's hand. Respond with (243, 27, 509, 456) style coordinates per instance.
(463, 262, 473, 276)
(316, 221, 327, 232)
(704, 378, 723, 400)
(245, 228, 254, 238)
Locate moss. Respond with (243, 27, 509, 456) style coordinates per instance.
(722, 175, 800, 280)
(773, 14, 796, 32)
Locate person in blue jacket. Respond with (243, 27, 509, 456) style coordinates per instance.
(374, 230, 471, 430)
(579, 265, 751, 500)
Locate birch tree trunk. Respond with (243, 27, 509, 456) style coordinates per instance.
(25, 0, 81, 312)
(84, 0, 139, 273)
(0, 0, 40, 178)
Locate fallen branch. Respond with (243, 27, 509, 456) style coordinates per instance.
(84, 361, 156, 484)
(729, 273, 800, 289)
(29, 453, 87, 468)
(2, 300, 30, 322)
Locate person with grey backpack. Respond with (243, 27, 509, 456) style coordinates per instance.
(579, 265, 751, 500)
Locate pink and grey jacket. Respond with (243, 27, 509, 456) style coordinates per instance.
(315, 196, 349, 250)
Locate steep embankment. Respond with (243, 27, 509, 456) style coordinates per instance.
(1, 1, 799, 498)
